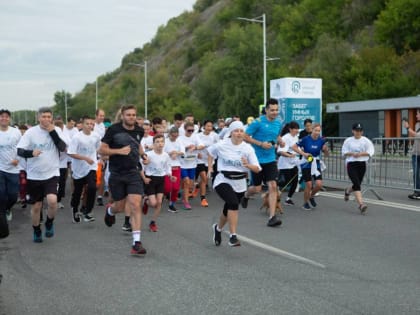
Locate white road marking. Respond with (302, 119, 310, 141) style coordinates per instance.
(320, 192, 420, 213)
(225, 232, 326, 269)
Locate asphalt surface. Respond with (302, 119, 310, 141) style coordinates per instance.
(1, 181, 420, 315)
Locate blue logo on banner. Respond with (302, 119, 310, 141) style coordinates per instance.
(291, 81, 301, 94)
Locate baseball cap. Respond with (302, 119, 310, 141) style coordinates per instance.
(352, 123, 363, 130)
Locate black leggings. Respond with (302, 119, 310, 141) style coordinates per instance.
(347, 161, 366, 191)
(215, 183, 244, 216)
(278, 167, 299, 198)
(71, 170, 97, 213)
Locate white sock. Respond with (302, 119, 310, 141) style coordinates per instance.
(132, 230, 141, 245)
(216, 225, 222, 232)
(107, 207, 114, 216)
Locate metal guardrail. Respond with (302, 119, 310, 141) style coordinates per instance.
(322, 137, 416, 195)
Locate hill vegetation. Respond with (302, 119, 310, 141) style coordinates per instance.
(53, 0, 420, 135)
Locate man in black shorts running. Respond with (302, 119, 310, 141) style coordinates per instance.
(99, 105, 149, 255)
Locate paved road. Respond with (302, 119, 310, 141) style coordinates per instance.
(1, 183, 420, 315)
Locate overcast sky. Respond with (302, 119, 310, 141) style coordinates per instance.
(0, 0, 196, 111)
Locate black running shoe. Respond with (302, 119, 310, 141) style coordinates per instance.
(212, 223, 221, 246)
(267, 215, 282, 227)
(83, 213, 95, 222)
(284, 199, 294, 206)
(241, 196, 249, 209)
(45, 222, 54, 238)
(33, 229, 42, 243)
(408, 192, 420, 200)
(359, 204, 368, 214)
(309, 197, 317, 208)
(72, 211, 81, 223)
(228, 235, 241, 247)
(97, 196, 104, 206)
(131, 241, 147, 256)
(104, 205, 115, 227)
(168, 204, 178, 213)
(122, 222, 132, 232)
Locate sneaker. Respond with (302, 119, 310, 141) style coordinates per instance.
(168, 204, 178, 213)
(122, 222, 132, 232)
(72, 211, 81, 223)
(408, 192, 420, 200)
(5, 210, 12, 221)
(182, 201, 192, 210)
(58, 202, 64, 209)
(309, 197, 317, 208)
(241, 196, 249, 209)
(228, 235, 241, 247)
(104, 205, 115, 227)
(284, 199, 295, 206)
(142, 199, 149, 215)
(104, 190, 109, 197)
(212, 223, 221, 246)
(344, 188, 350, 201)
(192, 187, 199, 198)
(201, 198, 209, 207)
(149, 222, 158, 232)
(131, 241, 147, 256)
(302, 202, 312, 211)
(33, 229, 43, 243)
(45, 222, 54, 238)
(83, 213, 95, 222)
(267, 215, 282, 227)
(97, 196, 104, 206)
(359, 204, 368, 214)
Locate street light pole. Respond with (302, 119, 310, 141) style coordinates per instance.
(95, 79, 98, 111)
(237, 13, 267, 105)
(129, 61, 148, 119)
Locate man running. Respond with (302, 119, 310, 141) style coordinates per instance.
(99, 105, 148, 256)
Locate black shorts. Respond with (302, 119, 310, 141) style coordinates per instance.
(301, 168, 322, 182)
(27, 176, 59, 204)
(196, 163, 208, 174)
(109, 171, 144, 201)
(144, 176, 165, 196)
(251, 161, 277, 186)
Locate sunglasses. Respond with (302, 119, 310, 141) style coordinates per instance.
(186, 129, 194, 132)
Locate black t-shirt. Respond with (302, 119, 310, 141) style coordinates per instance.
(101, 122, 144, 174)
(299, 129, 310, 139)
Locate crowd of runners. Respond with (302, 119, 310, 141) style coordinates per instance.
(0, 99, 382, 255)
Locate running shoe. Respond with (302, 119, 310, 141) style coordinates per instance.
(408, 192, 420, 200)
(5, 210, 12, 221)
(192, 187, 200, 198)
(302, 202, 312, 211)
(344, 188, 350, 201)
(142, 199, 149, 215)
(309, 197, 317, 208)
(201, 198, 209, 207)
(83, 213, 95, 222)
(122, 222, 132, 232)
(131, 241, 147, 256)
(97, 196, 104, 206)
(149, 222, 158, 232)
(72, 211, 81, 223)
(45, 222, 54, 238)
(284, 199, 295, 206)
(168, 205, 178, 213)
(212, 223, 221, 246)
(228, 235, 241, 247)
(104, 205, 115, 227)
(267, 215, 282, 227)
(58, 202, 64, 209)
(359, 204, 368, 214)
(182, 202, 192, 210)
(33, 229, 43, 243)
(241, 196, 249, 209)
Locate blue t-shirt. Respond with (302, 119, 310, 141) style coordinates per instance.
(296, 135, 326, 169)
(245, 115, 282, 163)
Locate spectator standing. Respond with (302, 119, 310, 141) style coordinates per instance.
(403, 109, 420, 200)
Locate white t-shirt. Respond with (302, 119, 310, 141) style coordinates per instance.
(141, 135, 153, 152)
(142, 150, 172, 177)
(197, 131, 219, 165)
(58, 131, 71, 168)
(68, 131, 101, 179)
(0, 126, 22, 174)
(94, 122, 105, 139)
(207, 138, 261, 193)
(164, 138, 185, 167)
(63, 126, 79, 140)
(342, 136, 375, 163)
(277, 133, 299, 170)
(17, 125, 67, 180)
(178, 134, 203, 169)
